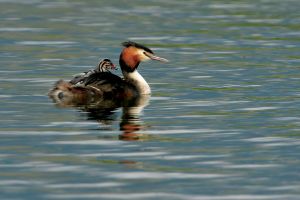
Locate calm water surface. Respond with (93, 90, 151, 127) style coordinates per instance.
(1, 0, 300, 199)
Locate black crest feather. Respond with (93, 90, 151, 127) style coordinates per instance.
(122, 41, 153, 54)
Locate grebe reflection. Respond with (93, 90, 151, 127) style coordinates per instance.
(52, 93, 150, 141)
(119, 94, 150, 141)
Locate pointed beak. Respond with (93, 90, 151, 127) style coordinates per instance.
(145, 52, 169, 63)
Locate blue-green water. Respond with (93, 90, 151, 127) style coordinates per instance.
(1, 0, 300, 199)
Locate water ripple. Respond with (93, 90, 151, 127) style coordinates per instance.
(46, 182, 125, 189)
(107, 172, 228, 180)
(79, 151, 167, 158)
(238, 107, 279, 111)
(243, 137, 300, 147)
(0, 131, 90, 136)
(47, 140, 123, 146)
(17, 41, 78, 45)
(0, 27, 47, 32)
(47, 193, 297, 200)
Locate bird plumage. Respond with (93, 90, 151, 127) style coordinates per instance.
(69, 58, 115, 85)
(49, 41, 168, 107)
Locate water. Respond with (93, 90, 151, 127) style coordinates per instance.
(1, 0, 300, 199)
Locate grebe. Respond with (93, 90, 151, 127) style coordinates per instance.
(70, 58, 116, 85)
(48, 58, 115, 104)
(49, 41, 168, 105)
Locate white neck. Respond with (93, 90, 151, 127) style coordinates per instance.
(123, 70, 151, 95)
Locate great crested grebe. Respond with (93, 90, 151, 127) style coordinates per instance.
(49, 41, 168, 105)
(48, 58, 116, 104)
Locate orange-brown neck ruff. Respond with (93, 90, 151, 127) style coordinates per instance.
(119, 47, 140, 73)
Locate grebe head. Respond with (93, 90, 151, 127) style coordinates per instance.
(96, 58, 116, 72)
(120, 41, 168, 72)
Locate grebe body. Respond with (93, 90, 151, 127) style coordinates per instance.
(49, 41, 168, 106)
(70, 58, 116, 85)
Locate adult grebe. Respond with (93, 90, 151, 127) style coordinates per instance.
(49, 41, 168, 104)
(48, 58, 116, 104)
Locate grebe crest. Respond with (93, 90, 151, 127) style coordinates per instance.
(119, 41, 168, 94)
(119, 41, 168, 73)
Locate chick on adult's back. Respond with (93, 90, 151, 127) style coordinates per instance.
(49, 41, 168, 106)
(48, 58, 116, 106)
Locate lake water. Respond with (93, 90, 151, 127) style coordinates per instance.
(1, 0, 300, 199)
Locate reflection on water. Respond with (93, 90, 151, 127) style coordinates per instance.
(50, 89, 150, 141)
(119, 95, 150, 141)
(49, 76, 150, 140)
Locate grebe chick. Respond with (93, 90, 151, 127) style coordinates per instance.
(49, 41, 168, 105)
(70, 58, 116, 85)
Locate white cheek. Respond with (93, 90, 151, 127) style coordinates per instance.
(137, 50, 151, 61)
